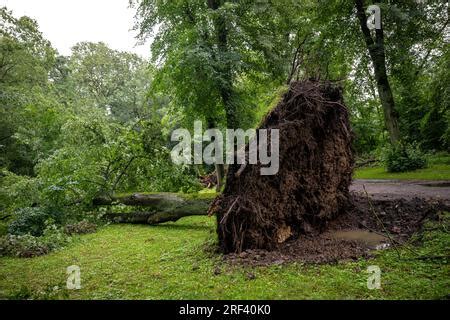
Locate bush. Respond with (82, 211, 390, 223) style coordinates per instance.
(64, 220, 97, 235)
(0, 224, 69, 258)
(0, 234, 49, 258)
(383, 143, 427, 173)
(41, 224, 70, 251)
(0, 170, 41, 215)
(8, 207, 63, 236)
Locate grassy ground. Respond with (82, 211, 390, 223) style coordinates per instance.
(354, 164, 450, 180)
(354, 154, 450, 180)
(0, 214, 448, 300)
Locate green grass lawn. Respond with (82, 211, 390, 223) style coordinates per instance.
(354, 164, 450, 180)
(354, 153, 450, 180)
(0, 215, 448, 300)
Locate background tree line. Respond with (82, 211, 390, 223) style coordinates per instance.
(0, 1, 448, 253)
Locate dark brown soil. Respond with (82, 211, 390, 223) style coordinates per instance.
(223, 193, 449, 266)
(210, 80, 354, 253)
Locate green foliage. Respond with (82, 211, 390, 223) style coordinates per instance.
(0, 223, 69, 258)
(0, 169, 40, 214)
(68, 42, 152, 123)
(1, 7, 200, 233)
(383, 143, 428, 173)
(0, 7, 57, 175)
(132, 0, 316, 129)
(33, 108, 201, 204)
(1, 1, 449, 259)
(8, 207, 62, 236)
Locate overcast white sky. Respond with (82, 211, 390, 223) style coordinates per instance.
(0, 0, 151, 58)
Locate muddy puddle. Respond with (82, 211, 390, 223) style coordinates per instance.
(329, 229, 390, 250)
(223, 195, 447, 266)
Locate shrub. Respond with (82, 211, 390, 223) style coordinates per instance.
(0, 234, 49, 258)
(8, 207, 63, 236)
(383, 143, 427, 173)
(0, 170, 40, 214)
(64, 220, 97, 235)
(0, 224, 69, 258)
(41, 224, 70, 251)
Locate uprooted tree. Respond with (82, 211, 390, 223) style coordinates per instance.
(96, 80, 354, 254)
(209, 80, 354, 253)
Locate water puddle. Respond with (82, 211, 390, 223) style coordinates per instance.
(330, 229, 390, 250)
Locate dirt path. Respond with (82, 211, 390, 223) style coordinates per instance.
(351, 179, 450, 205)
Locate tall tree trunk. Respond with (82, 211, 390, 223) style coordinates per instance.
(355, 0, 401, 144)
(207, 0, 235, 190)
(207, 118, 225, 191)
(214, 163, 225, 191)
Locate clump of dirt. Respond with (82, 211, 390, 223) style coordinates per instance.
(224, 194, 448, 266)
(209, 80, 354, 253)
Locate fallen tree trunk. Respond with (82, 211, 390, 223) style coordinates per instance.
(95, 193, 212, 225)
(103, 210, 208, 225)
(93, 193, 208, 206)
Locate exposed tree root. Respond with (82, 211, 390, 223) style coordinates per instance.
(209, 80, 354, 253)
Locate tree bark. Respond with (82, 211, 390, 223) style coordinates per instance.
(93, 192, 213, 207)
(355, 0, 401, 144)
(206, 118, 225, 191)
(93, 193, 212, 225)
(103, 209, 209, 225)
(214, 163, 225, 191)
(206, 0, 235, 190)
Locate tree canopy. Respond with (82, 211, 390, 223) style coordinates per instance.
(0, 1, 448, 237)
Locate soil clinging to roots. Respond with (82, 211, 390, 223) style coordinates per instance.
(209, 80, 354, 253)
(223, 194, 449, 266)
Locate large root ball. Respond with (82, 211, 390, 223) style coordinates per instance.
(210, 80, 354, 253)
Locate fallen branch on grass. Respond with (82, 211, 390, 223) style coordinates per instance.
(103, 210, 208, 225)
(95, 193, 213, 225)
(355, 158, 379, 168)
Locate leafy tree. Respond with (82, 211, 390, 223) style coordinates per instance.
(315, 0, 448, 150)
(132, 0, 324, 185)
(68, 42, 152, 123)
(0, 7, 57, 175)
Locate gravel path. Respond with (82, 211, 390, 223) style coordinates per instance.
(351, 179, 450, 204)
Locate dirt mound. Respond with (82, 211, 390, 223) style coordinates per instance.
(224, 194, 448, 266)
(210, 80, 354, 253)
